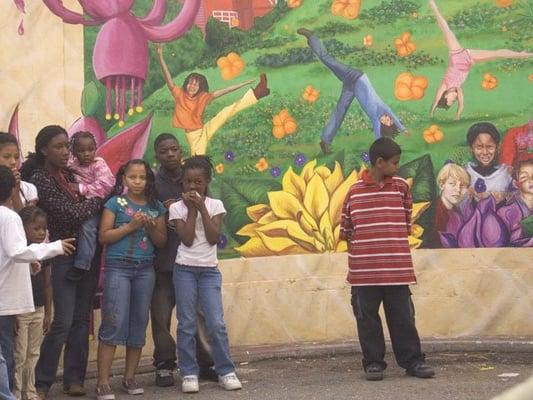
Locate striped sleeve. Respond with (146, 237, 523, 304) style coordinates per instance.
(403, 182, 413, 231)
(339, 191, 354, 241)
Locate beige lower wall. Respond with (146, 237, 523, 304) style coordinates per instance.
(88, 248, 533, 362)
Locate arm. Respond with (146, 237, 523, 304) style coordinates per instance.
(430, 83, 447, 117)
(98, 208, 144, 245)
(43, 266, 52, 334)
(455, 87, 464, 120)
(403, 185, 413, 232)
(339, 193, 354, 241)
(212, 80, 255, 99)
(174, 206, 198, 247)
(145, 215, 167, 248)
(155, 44, 175, 92)
(199, 210, 223, 245)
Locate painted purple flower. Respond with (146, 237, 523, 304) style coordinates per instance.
(224, 150, 235, 162)
(270, 167, 281, 178)
(361, 152, 370, 163)
(294, 153, 306, 167)
(474, 178, 487, 193)
(217, 234, 228, 250)
(439, 196, 511, 248)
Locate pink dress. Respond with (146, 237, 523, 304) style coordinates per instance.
(443, 48, 474, 88)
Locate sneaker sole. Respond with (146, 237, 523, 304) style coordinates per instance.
(219, 383, 243, 391)
(96, 395, 115, 400)
(182, 387, 199, 393)
(365, 372, 384, 381)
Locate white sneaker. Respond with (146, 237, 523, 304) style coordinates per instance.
(181, 375, 199, 393)
(219, 372, 242, 391)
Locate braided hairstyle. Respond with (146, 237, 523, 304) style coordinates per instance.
(70, 131, 96, 153)
(112, 159, 157, 206)
(182, 155, 214, 181)
(19, 205, 47, 227)
(20, 125, 68, 181)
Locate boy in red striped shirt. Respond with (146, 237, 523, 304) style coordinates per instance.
(340, 138, 434, 381)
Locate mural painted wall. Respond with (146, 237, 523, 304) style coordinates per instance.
(4, 0, 533, 259)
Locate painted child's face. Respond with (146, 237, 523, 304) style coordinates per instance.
(25, 216, 47, 244)
(0, 143, 20, 169)
(155, 139, 181, 171)
(73, 137, 96, 166)
(379, 114, 393, 127)
(441, 176, 465, 206)
(123, 163, 147, 196)
(182, 168, 209, 196)
(377, 154, 401, 177)
(517, 163, 533, 196)
(471, 133, 497, 167)
(445, 89, 458, 106)
(186, 78, 200, 96)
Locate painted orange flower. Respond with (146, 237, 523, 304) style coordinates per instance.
(528, 73, 533, 82)
(272, 109, 298, 139)
(482, 73, 498, 90)
(217, 52, 245, 80)
(302, 85, 320, 103)
(495, 0, 513, 7)
(288, 0, 302, 8)
(423, 125, 444, 144)
(394, 72, 429, 101)
(363, 35, 373, 47)
(215, 163, 224, 174)
(331, 0, 361, 20)
(255, 157, 269, 172)
(230, 18, 239, 28)
(395, 32, 416, 57)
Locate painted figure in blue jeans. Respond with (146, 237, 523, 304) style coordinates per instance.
(20, 125, 102, 398)
(169, 156, 242, 393)
(297, 29, 408, 154)
(96, 159, 167, 400)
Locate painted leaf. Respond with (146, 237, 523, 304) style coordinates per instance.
(81, 81, 101, 117)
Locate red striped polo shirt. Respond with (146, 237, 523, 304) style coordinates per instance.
(340, 169, 416, 286)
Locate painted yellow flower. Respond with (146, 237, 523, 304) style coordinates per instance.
(408, 202, 430, 249)
(215, 163, 224, 174)
(235, 160, 360, 256)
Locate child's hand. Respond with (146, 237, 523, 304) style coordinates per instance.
(188, 191, 205, 210)
(61, 238, 76, 255)
(11, 168, 21, 189)
(129, 211, 148, 229)
(43, 313, 51, 334)
(30, 261, 42, 275)
(182, 192, 196, 210)
(144, 218, 157, 230)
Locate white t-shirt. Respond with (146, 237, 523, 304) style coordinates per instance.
(20, 181, 38, 205)
(169, 197, 226, 267)
(465, 163, 513, 193)
(0, 206, 64, 316)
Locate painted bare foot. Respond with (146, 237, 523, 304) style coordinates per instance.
(253, 73, 270, 99)
(296, 28, 314, 39)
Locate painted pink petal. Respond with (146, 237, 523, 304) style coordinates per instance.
(18, 18, 24, 35)
(141, 0, 200, 42)
(138, 0, 166, 26)
(480, 207, 509, 247)
(14, 0, 25, 13)
(96, 114, 153, 175)
(68, 116, 107, 148)
(8, 105, 24, 163)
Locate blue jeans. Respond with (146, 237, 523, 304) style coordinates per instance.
(0, 317, 15, 391)
(174, 265, 234, 377)
(308, 36, 363, 144)
(35, 254, 99, 392)
(99, 259, 155, 347)
(73, 216, 99, 270)
(0, 344, 16, 400)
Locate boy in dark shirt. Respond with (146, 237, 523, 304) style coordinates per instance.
(151, 134, 214, 386)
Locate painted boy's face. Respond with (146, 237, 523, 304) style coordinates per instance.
(471, 133, 497, 167)
(379, 114, 392, 127)
(440, 177, 465, 206)
(186, 78, 200, 97)
(517, 163, 533, 196)
(155, 139, 181, 171)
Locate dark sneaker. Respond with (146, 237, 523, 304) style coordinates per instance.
(365, 364, 384, 381)
(122, 379, 144, 395)
(320, 140, 332, 154)
(253, 73, 270, 99)
(155, 368, 175, 387)
(296, 27, 314, 39)
(199, 365, 218, 382)
(407, 361, 435, 379)
(63, 383, 86, 396)
(95, 384, 115, 400)
(65, 267, 86, 282)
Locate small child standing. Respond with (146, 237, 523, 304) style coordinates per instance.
(169, 156, 242, 394)
(96, 159, 167, 400)
(66, 131, 115, 281)
(340, 138, 435, 381)
(13, 206, 53, 400)
(0, 166, 75, 397)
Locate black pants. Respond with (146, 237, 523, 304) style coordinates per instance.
(150, 270, 212, 369)
(351, 285, 424, 370)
